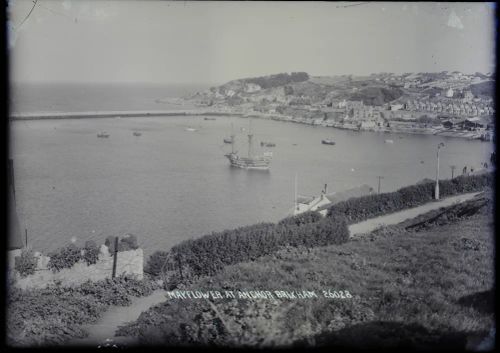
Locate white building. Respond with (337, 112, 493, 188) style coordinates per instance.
(245, 83, 261, 93)
(446, 88, 454, 98)
(360, 120, 377, 129)
(293, 185, 375, 217)
(390, 104, 404, 111)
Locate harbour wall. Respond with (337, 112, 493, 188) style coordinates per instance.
(10, 110, 244, 120)
(9, 246, 144, 290)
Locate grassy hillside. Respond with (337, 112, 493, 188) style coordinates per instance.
(117, 195, 494, 348)
(470, 81, 495, 98)
(349, 86, 404, 106)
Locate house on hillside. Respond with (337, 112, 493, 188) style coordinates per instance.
(463, 117, 489, 131)
(389, 104, 404, 111)
(293, 184, 374, 216)
(462, 90, 474, 103)
(244, 83, 261, 93)
(442, 118, 465, 129)
(360, 120, 377, 129)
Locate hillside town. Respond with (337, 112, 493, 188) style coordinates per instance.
(188, 71, 495, 141)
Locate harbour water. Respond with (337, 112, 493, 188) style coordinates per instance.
(10, 115, 493, 256)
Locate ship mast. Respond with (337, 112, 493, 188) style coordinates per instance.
(295, 173, 298, 211)
(230, 122, 235, 154)
(247, 119, 253, 158)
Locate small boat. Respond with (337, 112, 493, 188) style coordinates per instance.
(133, 132, 142, 136)
(384, 139, 394, 144)
(204, 117, 216, 121)
(223, 138, 233, 144)
(97, 132, 110, 138)
(260, 141, 276, 147)
(185, 127, 197, 132)
(321, 139, 336, 145)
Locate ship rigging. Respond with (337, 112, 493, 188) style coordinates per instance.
(224, 120, 272, 170)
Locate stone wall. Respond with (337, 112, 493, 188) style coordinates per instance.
(12, 245, 143, 290)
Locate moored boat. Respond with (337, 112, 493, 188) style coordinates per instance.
(133, 132, 142, 136)
(384, 139, 394, 144)
(260, 141, 276, 147)
(321, 139, 335, 145)
(97, 131, 110, 138)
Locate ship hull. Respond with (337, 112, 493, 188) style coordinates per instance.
(225, 153, 271, 170)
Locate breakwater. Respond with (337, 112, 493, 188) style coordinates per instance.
(10, 110, 244, 121)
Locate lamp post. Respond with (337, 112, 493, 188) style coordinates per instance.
(435, 142, 445, 200)
(377, 176, 384, 194)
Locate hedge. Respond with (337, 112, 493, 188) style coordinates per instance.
(327, 172, 493, 223)
(14, 249, 37, 278)
(83, 240, 99, 266)
(150, 214, 349, 278)
(47, 244, 82, 273)
(277, 210, 323, 227)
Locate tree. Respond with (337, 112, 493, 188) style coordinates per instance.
(450, 165, 456, 179)
(417, 115, 434, 124)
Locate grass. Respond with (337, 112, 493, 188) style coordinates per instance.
(118, 200, 495, 348)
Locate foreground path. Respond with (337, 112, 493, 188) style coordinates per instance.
(70, 289, 167, 347)
(348, 191, 482, 236)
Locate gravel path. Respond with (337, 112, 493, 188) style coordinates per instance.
(70, 289, 167, 347)
(348, 192, 482, 236)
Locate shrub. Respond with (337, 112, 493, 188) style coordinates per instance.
(7, 276, 156, 346)
(105, 235, 138, 253)
(120, 234, 139, 251)
(145, 251, 171, 277)
(278, 211, 322, 227)
(47, 244, 82, 273)
(105, 236, 118, 253)
(243, 72, 309, 89)
(83, 240, 99, 265)
(14, 249, 37, 278)
(77, 276, 155, 306)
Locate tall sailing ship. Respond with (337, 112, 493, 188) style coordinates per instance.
(224, 121, 272, 170)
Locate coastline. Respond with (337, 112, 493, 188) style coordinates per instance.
(10, 108, 492, 141)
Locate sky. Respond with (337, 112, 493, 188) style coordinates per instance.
(8, 1, 497, 85)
